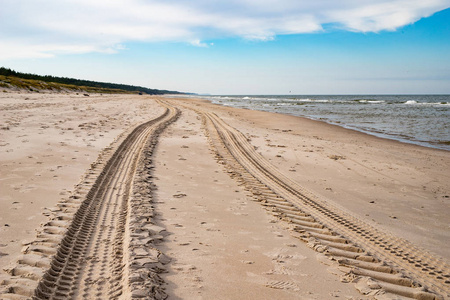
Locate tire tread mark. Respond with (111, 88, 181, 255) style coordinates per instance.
(177, 101, 448, 300)
(0, 101, 179, 300)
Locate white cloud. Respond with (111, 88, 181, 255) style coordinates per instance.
(190, 39, 209, 47)
(0, 40, 110, 60)
(325, 0, 449, 32)
(0, 0, 449, 59)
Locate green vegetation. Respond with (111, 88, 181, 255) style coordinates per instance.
(0, 67, 186, 95)
(0, 75, 127, 93)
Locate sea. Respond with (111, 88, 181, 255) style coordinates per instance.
(192, 95, 450, 151)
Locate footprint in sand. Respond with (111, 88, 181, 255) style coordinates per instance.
(265, 280, 300, 291)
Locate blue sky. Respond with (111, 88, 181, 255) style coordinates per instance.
(1, 0, 449, 94)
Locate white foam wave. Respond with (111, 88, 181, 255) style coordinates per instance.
(359, 100, 385, 104)
(404, 100, 450, 106)
(405, 100, 418, 105)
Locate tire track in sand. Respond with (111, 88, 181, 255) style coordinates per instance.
(170, 99, 449, 300)
(0, 99, 179, 299)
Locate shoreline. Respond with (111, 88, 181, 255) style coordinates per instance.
(222, 103, 450, 152)
(187, 95, 450, 153)
(298, 113, 450, 152)
(191, 94, 450, 152)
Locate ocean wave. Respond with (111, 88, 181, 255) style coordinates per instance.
(208, 96, 449, 108)
(358, 100, 386, 104)
(405, 100, 418, 105)
(404, 100, 450, 106)
(277, 98, 333, 103)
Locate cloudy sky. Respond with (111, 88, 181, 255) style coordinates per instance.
(1, 0, 449, 94)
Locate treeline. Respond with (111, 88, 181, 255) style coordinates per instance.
(0, 67, 186, 95)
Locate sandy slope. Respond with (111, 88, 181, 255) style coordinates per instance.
(0, 93, 448, 299)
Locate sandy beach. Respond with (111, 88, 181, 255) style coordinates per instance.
(0, 93, 449, 299)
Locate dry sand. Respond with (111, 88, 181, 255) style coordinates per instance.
(178, 98, 450, 260)
(0, 93, 449, 299)
(152, 107, 363, 299)
(0, 93, 164, 267)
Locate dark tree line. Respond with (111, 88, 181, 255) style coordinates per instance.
(0, 67, 186, 95)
